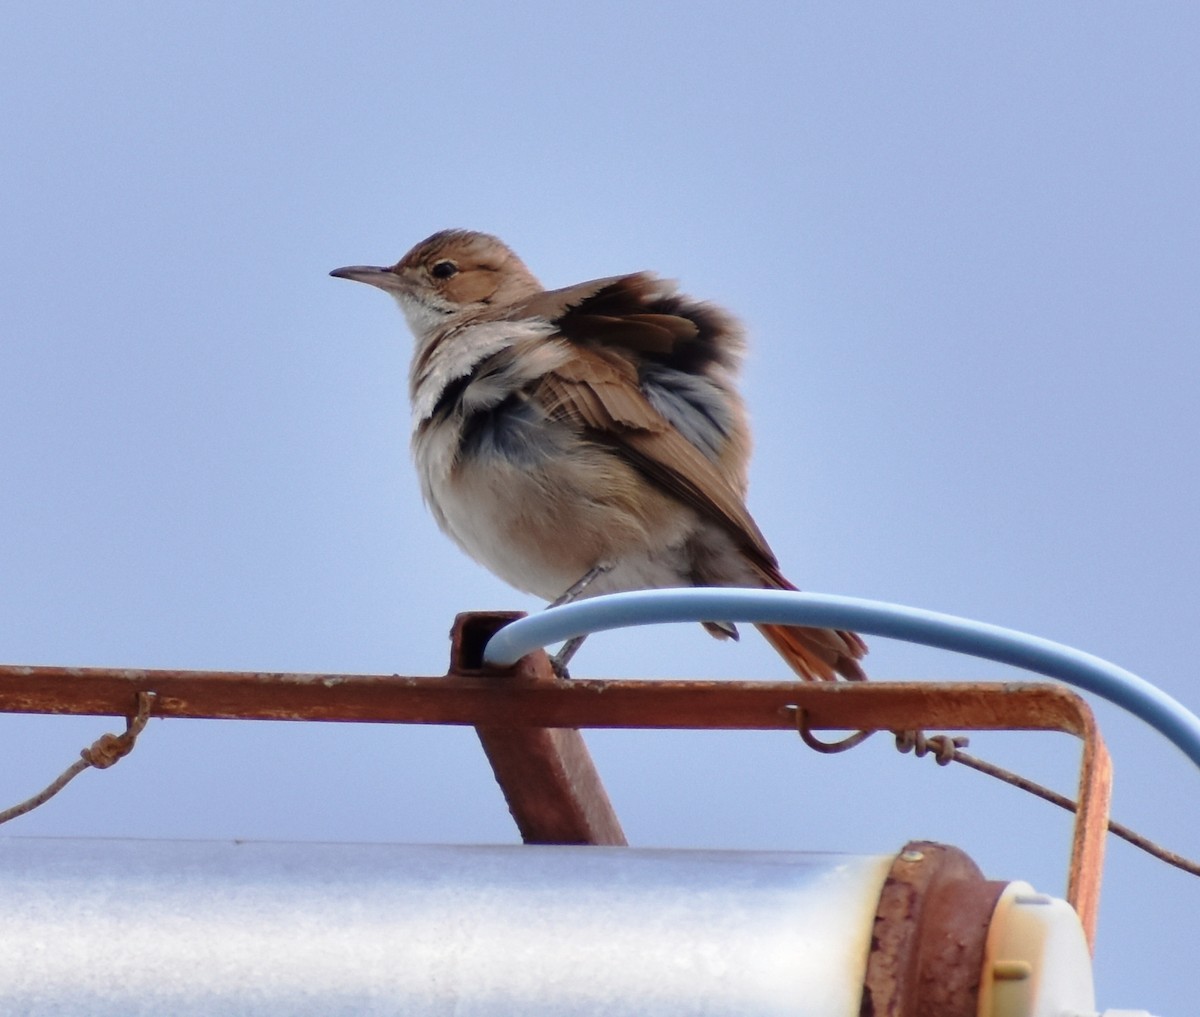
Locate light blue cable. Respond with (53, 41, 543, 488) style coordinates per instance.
(482, 588, 1200, 770)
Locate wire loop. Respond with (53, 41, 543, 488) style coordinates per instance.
(794, 709, 875, 753)
(894, 729, 970, 766)
(792, 703, 1198, 879)
(0, 691, 156, 825)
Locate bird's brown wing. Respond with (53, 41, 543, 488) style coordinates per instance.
(532, 346, 865, 681)
(511, 273, 742, 373)
(517, 275, 868, 682)
(532, 345, 775, 569)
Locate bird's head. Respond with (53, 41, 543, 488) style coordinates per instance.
(331, 229, 542, 341)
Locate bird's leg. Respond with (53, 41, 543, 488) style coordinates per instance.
(549, 635, 586, 678)
(548, 563, 613, 609)
(546, 563, 612, 678)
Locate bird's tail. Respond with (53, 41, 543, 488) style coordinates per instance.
(756, 621, 867, 682)
(750, 570, 868, 682)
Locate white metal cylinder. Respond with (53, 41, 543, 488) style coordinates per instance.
(0, 838, 892, 1016)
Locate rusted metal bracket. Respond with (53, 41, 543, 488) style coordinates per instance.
(451, 613, 626, 846)
(0, 610, 1110, 946)
(861, 840, 1008, 1017)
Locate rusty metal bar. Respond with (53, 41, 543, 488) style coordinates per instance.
(0, 666, 1108, 733)
(450, 615, 626, 847)
(1068, 712, 1111, 947)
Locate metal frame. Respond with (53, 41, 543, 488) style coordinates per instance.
(0, 610, 1110, 947)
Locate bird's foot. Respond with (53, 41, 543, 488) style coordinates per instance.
(549, 634, 586, 679)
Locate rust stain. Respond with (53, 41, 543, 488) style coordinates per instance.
(860, 841, 1007, 1017)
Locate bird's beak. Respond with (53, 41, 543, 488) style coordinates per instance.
(329, 265, 405, 292)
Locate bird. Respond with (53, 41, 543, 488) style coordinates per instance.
(330, 230, 867, 682)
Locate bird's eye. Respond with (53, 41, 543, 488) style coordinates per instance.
(430, 260, 459, 279)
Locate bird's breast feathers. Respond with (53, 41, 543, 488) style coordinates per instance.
(409, 322, 718, 597)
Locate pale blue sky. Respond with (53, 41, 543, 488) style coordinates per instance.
(2, 4, 1197, 1012)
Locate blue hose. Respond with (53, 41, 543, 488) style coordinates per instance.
(482, 588, 1200, 770)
